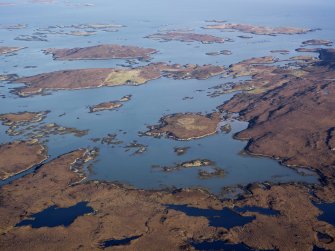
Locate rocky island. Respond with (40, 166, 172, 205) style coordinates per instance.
(204, 22, 314, 35)
(89, 95, 131, 112)
(207, 55, 317, 96)
(0, 111, 48, 125)
(12, 63, 225, 96)
(0, 46, 25, 55)
(145, 31, 231, 44)
(0, 111, 48, 136)
(0, 74, 18, 81)
(90, 101, 122, 113)
(302, 39, 333, 46)
(158, 159, 221, 175)
(144, 112, 221, 140)
(44, 44, 157, 60)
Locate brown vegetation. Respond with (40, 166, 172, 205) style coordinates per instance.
(144, 113, 221, 140)
(204, 23, 313, 35)
(44, 44, 157, 60)
(12, 63, 225, 96)
(0, 141, 47, 180)
(0, 111, 47, 125)
(146, 31, 230, 44)
(219, 49, 335, 177)
(0, 46, 24, 55)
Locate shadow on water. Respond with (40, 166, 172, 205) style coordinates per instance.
(16, 202, 93, 228)
(100, 235, 141, 248)
(313, 245, 331, 251)
(313, 202, 335, 227)
(0, 161, 46, 187)
(166, 204, 255, 229)
(167, 204, 281, 251)
(233, 206, 279, 216)
(191, 240, 256, 251)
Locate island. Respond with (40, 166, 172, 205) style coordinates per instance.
(206, 50, 232, 56)
(0, 111, 48, 135)
(207, 55, 315, 96)
(143, 112, 221, 140)
(44, 44, 157, 60)
(0, 111, 48, 126)
(302, 39, 333, 46)
(145, 31, 231, 44)
(31, 123, 88, 138)
(0, 24, 26, 30)
(198, 167, 225, 178)
(65, 31, 95, 36)
(158, 159, 225, 179)
(296, 47, 322, 53)
(89, 102, 121, 112)
(0, 74, 18, 81)
(270, 49, 290, 55)
(0, 46, 25, 55)
(174, 146, 190, 156)
(203, 22, 314, 35)
(11, 63, 225, 96)
(89, 95, 131, 113)
(0, 111, 88, 138)
(15, 34, 48, 42)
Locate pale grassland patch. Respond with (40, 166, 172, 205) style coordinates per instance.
(104, 69, 148, 86)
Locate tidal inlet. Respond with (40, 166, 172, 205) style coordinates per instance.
(1, 0, 335, 250)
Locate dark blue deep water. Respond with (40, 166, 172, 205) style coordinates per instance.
(100, 235, 141, 248)
(16, 202, 93, 228)
(314, 202, 335, 227)
(166, 204, 255, 229)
